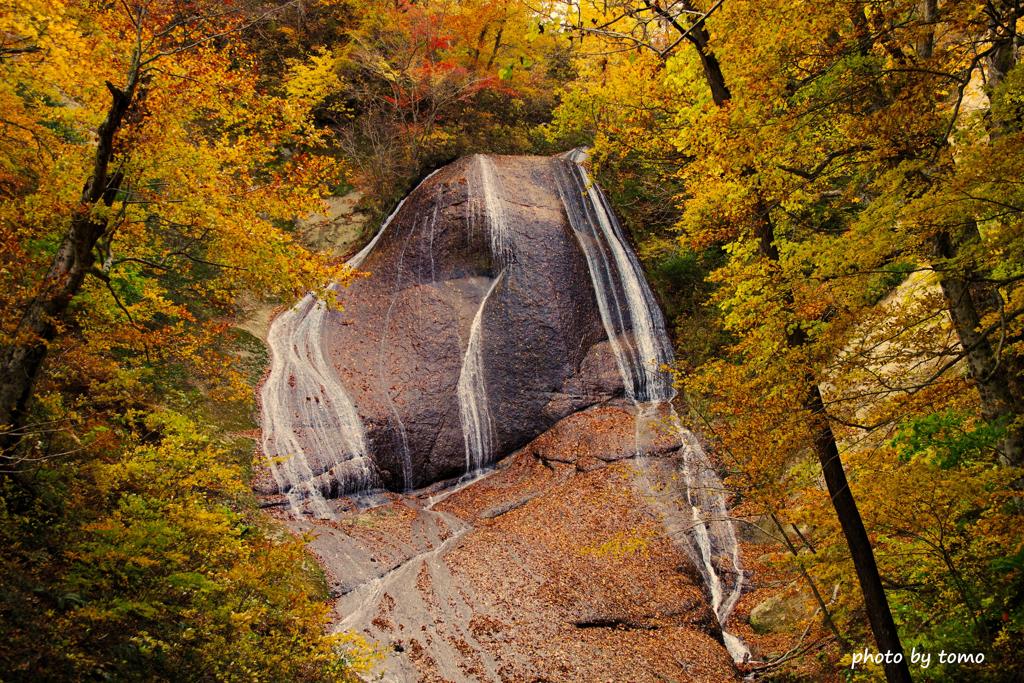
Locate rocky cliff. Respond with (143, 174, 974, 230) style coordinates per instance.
(260, 154, 658, 504)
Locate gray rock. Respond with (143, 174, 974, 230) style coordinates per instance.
(317, 155, 627, 491)
(749, 590, 813, 634)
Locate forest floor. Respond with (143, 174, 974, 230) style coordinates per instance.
(258, 407, 808, 682)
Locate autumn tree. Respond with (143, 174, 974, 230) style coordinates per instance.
(0, 2, 371, 677)
(547, 0, 1024, 678)
(0, 0, 346, 454)
(319, 0, 569, 211)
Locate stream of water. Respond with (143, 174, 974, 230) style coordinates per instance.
(455, 155, 518, 476)
(554, 149, 750, 663)
(260, 173, 438, 518)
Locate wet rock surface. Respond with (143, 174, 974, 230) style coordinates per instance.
(319, 155, 623, 491)
(257, 152, 759, 678)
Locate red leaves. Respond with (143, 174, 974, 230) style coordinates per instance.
(428, 35, 453, 52)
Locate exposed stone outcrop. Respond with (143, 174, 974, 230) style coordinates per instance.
(316, 155, 625, 490)
(749, 589, 814, 635)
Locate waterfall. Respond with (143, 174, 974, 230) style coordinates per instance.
(455, 156, 515, 475)
(674, 420, 748, 660)
(555, 151, 674, 402)
(476, 155, 515, 268)
(555, 150, 750, 663)
(457, 273, 504, 472)
(260, 171, 440, 517)
(260, 289, 373, 519)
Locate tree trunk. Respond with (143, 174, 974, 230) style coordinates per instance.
(649, 0, 732, 106)
(774, 224, 912, 683)
(933, 230, 1024, 467)
(0, 216, 102, 432)
(916, 0, 937, 60)
(807, 383, 913, 683)
(679, 0, 732, 107)
(485, 20, 506, 70)
(922, 1, 1024, 468)
(675, 8, 911, 676)
(0, 78, 135, 449)
(985, 0, 1019, 91)
(692, 38, 732, 107)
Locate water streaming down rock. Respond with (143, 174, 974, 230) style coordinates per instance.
(262, 156, 748, 655)
(476, 154, 515, 268)
(454, 156, 519, 475)
(301, 157, 614, 492)
(374, 212, 424, 493)
(456, 272, 504, 472)
(369, 169, 448, 492)
(259, 183, 434, 517)
(554, 150, 750, 662)
(260, 287, 374, 519)
(554, 150, 674, 403)
(675, 419, 749, 661)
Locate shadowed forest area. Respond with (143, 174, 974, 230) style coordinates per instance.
(1, 1, 1023, 681)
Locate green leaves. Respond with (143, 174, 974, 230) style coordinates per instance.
(892, 410, 1006, 469)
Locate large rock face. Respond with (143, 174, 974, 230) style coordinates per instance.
(262, 154, 631, 499)
(323, 155, 624, 489)
(259, 152, 753, 667)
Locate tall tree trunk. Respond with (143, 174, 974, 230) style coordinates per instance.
(806, 383, 913, 683)
(0, 78, 136, 450)
(679, 0, 732, 107)
(662, 7, 911, 676)
(755, 210, 913, 682)
(916, 0, 937, 60)
(927, 4, 1023, 467)
(647, 0, 732, 106)
(985, 0, 1019, 90)
(690, 36, 731, 107)
(485, 19, 506, 70)
(933, 229, 1024, 466)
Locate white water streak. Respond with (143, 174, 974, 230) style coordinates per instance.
(260, 290, 372, 519)
(260, 170, 442, 517)
(555, 151, 673, 402)
(376, 211, 430, 492)
(455, 156, 515, 475)
(457, 274, 505, 472)
(476, 155, 515, 268)
(557, 149, 749, 662)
